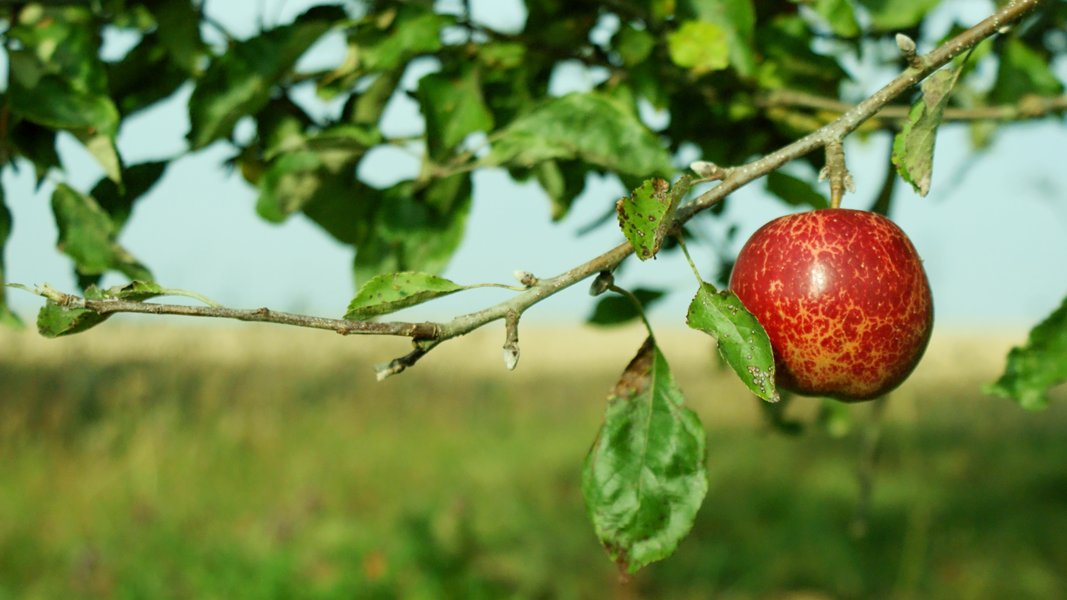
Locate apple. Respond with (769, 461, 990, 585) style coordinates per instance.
(728, 208, 933, 401)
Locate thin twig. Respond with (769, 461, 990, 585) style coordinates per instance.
(676, 0, 1047, 222)
(758, 90, 1067, 123)
(34, 286, 437, 338)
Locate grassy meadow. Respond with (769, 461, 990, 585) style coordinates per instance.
(1, 324, 1065, 600)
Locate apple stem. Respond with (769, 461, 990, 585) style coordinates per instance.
(822, 140, 854, 209)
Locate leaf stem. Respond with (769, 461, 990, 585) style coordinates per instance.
(675, 234, 707, 288)
(608, 284, 655, 341)
(157, 288, 224, 308)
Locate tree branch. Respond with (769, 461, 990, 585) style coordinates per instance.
(758, 90, 1067, 123)
(34, 286, 438, 339)
(675, 0, 1048, 223)
(19, 0, 1050, 379)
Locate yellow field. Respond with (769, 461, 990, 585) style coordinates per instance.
(1, 324, 1064, 600)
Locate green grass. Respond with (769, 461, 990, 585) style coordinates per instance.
(1, 330, 1065, 600)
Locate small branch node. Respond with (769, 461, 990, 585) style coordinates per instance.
(512, 270, 538, 287)
(374, 347, 428, 381)
(895, 33, 924, 69)
(502, 310, 520, 371)
(589, 271, 614, 296)
(690, 160, 726, 181)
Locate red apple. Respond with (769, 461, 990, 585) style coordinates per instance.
(728, 209, 933, 401)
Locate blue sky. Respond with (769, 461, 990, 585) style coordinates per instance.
(3, 0, 1066, 329)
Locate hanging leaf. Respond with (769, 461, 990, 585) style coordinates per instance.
(353, 178, 472, 288)
(766, 171, 829, 210)
(984, 294, 1067, 411)
(91, 162, 169, 229)
(811, 0, 860, 37)
(667, 20, 730, 75)
(687, 282, 778, 402)
(8, 121, 60, 187)
(990, 39, 1065, 105)
(588, 289, 665, 326)
(144, 0, 207, 72)
(107, 32, 191, 117)
(853, 0, 941, 31)
(6, 8, 122, 181)
(344, 272, 465, 320)
(486, 92, 674, 179)
(892, 67, 963, 197)
(534, 160, 590, 221)
(617, 175, 691, 261)
(187, 5, 346, 149)
(583, 337, 708, 575)
(36, 280, 166, 338)
(51, 184, 152, 281)
(677, 0, 757, 76)
(418, 64, 495, 161)
(37, 301, 109, 338)
(614, 24, 656, 66)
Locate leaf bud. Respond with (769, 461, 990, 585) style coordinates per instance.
(589, 271, 614, 296)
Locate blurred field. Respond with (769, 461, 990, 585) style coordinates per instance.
(1, 324, 1066, 600)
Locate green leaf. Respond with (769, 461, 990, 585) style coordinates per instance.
(990, 39, 1065, 105)
(187, 5, 345, 149)
(756, 16, 848, 96)
(51, 184, 151, 281)
(984, 294, 1067, 411)
(107, 32, 191, 116)
(854, 0, 941, 31)
(418, 64, 495, 161)
(357, 9, 448, 72)
(616, 176, 691, 261)
(353, 179, 472, 288)
(6, 10, 123, 179)
(344, 272, 465, 320)
(72, 130, 122, 184)
(588, 289, 665, 326)
(93, 280, 166, 302)
(667, 20, 730, 75)
(677, 0, 756, 76)
(319, 6, 447, 101)
(486, 92, 674, 179)
(256, 152, 330, 222)
(0, 188, 26, 330)
(811, 0, 860, 37)
(615, 24, 656, 67)
(892, 67, 962, 197)
(534, 160, 589, 221)
(583, 337, 708, 574)
(765, 171, 829, 209)
(343, 70, 402, 125)
(8, 120, 61, 186)
(90, 162, 168, 229)
(37, 300, 109, 338)
(144, 0, 206, 72)
(687, 282, 779, 402)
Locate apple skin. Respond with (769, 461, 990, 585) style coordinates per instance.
(728, 209, 933, 401)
